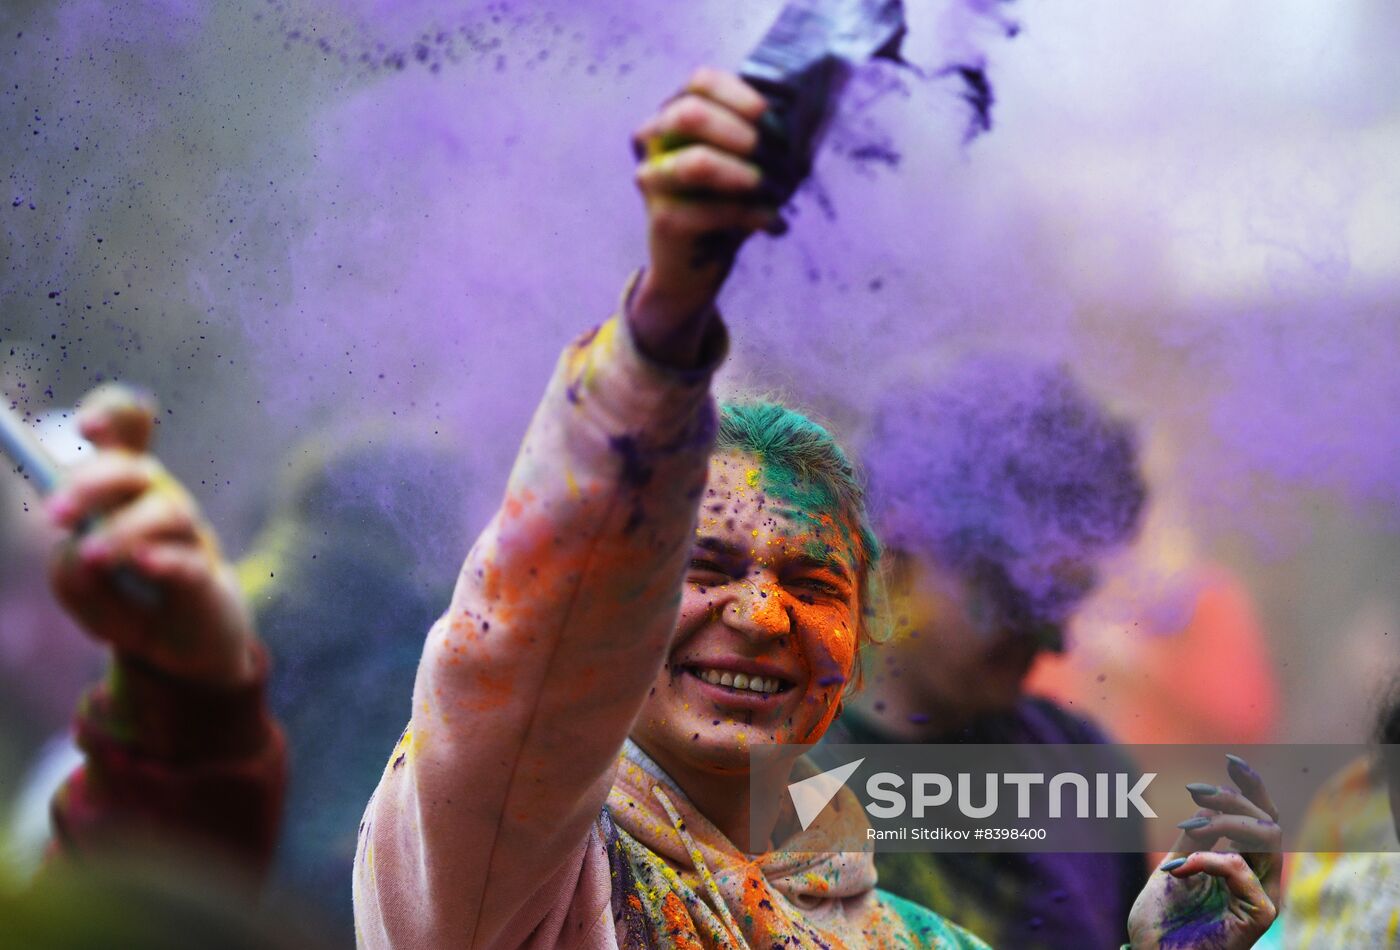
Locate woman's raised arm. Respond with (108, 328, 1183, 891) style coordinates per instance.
(354, 67, 776, 950)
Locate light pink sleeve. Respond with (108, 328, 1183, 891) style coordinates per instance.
(353, 309, 722, 950)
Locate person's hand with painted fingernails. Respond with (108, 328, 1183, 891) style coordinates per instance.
(628, 66, 780, 369)
(1125, 754, 1281, 948)
(44, 382, 258, 687)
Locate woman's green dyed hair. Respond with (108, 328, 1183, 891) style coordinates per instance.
(715, 400, 888, 663)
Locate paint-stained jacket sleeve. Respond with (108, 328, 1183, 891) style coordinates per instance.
(353, 300, 725, 950)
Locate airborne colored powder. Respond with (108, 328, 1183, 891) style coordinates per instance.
(2, 0, 1398, 810)
(864, 353, 1147, 631)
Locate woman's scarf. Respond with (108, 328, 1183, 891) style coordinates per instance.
(603, 742, 986, 949)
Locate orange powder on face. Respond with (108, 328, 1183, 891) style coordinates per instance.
(757, 518, 862, 745)
(688, 458, 868, 746)
(745, 580, 790, 633)
(789, 598, 859, 743)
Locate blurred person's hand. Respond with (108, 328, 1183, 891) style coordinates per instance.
(43, 383, 257, 687)
(628, 66, 779, 367)
(1126, 755, 1282, 948)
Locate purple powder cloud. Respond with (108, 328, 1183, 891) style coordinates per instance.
(2, 2, 1398, 747)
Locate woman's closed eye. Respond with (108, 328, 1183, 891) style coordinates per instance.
(789, 575, 844, 598)
(688, 558, 733, 583)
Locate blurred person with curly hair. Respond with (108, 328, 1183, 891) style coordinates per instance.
(829, 355, 1152, 949)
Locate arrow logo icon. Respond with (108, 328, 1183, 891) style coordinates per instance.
(787, 757, 865, 830)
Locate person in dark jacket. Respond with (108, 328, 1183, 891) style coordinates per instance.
(831, 355, 1151, 949)
(241, 429, 470, 943)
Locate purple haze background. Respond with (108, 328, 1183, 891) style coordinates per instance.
(2, 0, 1398, 755)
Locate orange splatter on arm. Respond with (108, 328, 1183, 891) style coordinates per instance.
(354, 313, 724, 949)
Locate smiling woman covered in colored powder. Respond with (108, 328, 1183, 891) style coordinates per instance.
(353, 67, 1279, 950)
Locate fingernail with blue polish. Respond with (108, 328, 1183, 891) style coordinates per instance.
(1161, 857, 1188, 872)
(1186, 783, 1219, 796)
(1176, 817, 1211, 830)
(1226, 753, 1255, 775)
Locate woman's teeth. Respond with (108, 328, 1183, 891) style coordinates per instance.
(696, 668, 782, 694)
